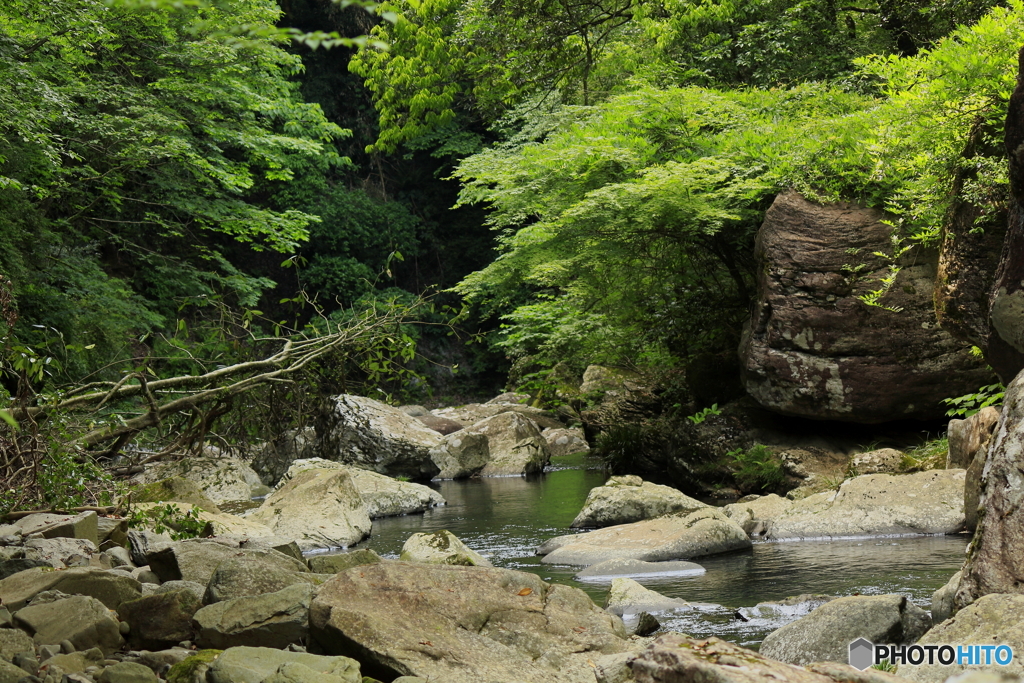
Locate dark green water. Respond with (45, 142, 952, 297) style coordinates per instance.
(342, 454, 969, 648)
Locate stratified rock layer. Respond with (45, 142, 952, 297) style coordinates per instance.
(739, 191, 990, 422)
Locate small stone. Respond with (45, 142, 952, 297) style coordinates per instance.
(60, 641, 76, 654)
(117, 623, 129, 637)
(98, 661, 159, 683)
(632, 611, 660, 637)
(38, 645, 61, 660)
(13, 651, 39, 675)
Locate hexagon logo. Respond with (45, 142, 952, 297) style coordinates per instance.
(849, 638, 875, 671)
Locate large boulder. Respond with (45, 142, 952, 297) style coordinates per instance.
(739, 191, 990, 422)
(953, 407, 1001, 532)
(15, 511, 99, 545)
(135, 455, 269, 505)
(146, 539, 308, 586)
(0, 566, 141, 611)
(399, 530, 491, 567)
(13, 595, 124, 654)
(129, 501, 275, 539)
(250, 427, 315, 487)
(204, 556, 320, 603)
(543, 427, 590, 457)
(570, 476, 707, 528)
(631, 634, 909, 683)
(310, 394, 443, 480)
(765, 470, 966, 540)
(429, 431, 491, 480)
(723, 494, 794, 537)
(117, 589, 202, 650)
(899, 593, 1024, 682)
(931, 570, 961, 624)
(848, 448, 904, 476)
(247, 468, 372, 552)
(309, 561, 628, 683)
(466, 412, 551, 476)
(759, 594, 931, 666)
(275, 459, 444, 518)
(957, 370, 1024, 609)
(433, 402, 564, 432)
(539, 508, 751, 566)
(193, 583, 312, 650)
(133, 477, 222, 513)
(204, 646, 361, 683)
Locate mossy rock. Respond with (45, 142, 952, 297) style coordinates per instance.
(166, 649, 222, 683)
(135, 477, 222, 513)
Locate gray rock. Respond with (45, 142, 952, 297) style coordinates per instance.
(239, 536, 304, 563)
(467, 412, 551, 476)
(0, 659, 27, 683)
(434, 402, 564, 431)
(247, 468, 372, 552)
(96, 517, 129, 551)
(931, 570, 962, 624)
(738, 191, 990, 422)
(723, 494, 794, 537)
(540, 508, 751, 566)
(758, 594, 931, 666)
(205, 646, 361, 683)
(126, 530, 170, 568)
(134, 455, 267, 505)
(400, 530, 491, 567)
(604, 578, 689, 615)
(307, 550, 382, 574)
(429, 431, 490, 480)
(101, 546, 133, 569)
(948, 406, 1001, 469)
(415, 414, 464, 435)
(310, 394, 443, 480)
(766, 470, 967, 540)
(14, 595, 124, 654)
(133, 476, 222, 513)
(153, 580, 204, 601)
(146, 539, 308, 585)
(193, 583, 312, 650)
(130, 567, 160, 585)
(98, 662, 159, 683)
(0, 628, 34, 662)
(575, 558, 705, 581)
(398, 405, 429, 417)
(15, 512, 98, 546)
(570, 476, 707, 528)
(631, 611, 660, 637)
(848, 448, 904, 476)
(22, 538, 97, 569)
(309, 561, 628, 683)
(0, 566, 141, 611)
(274, 459, 445, 518)
(0, 558, 50, 580)
(957, 378, 1024, 610)
(250, 427, 316, 487)
(39, 646, 104, 673)
(900, 593, 1024, 682)
(204, 556, 319, 603)
(117, 589, 201, 650)
(542, 427, 590, 457)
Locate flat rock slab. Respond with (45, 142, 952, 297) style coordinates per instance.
(765, 470, 966, 540)
(575, 558, 705, 581)
(194, 583, 311, 650)
(205, 646, 361, 683)
(147, 539, 308, 586)
(899, 593, 1024, 682)
(307, 549, 382, 574)
(117, 589, 202, 650)
(759, 594, 931, 666)
(14, 595, 124, 654)
(0, 566, 141, 611)
(540, 509, 751, 566)
(632, 633, 911, 683)
(309, 561, 628, 683)
(570, 477, 707, 528)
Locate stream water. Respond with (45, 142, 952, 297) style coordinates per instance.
(334, 453, 969, 649)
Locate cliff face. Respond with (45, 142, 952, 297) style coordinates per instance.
(739, 191, 991, 423)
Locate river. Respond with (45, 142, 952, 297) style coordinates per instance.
(333, 453, 969, 649)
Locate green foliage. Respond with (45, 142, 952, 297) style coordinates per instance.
(872, 660, 898, 673)
(128, 503, 210, 541)
(943, 383, 1004, 418)
(687, 404, 721, 425)
(899, 437, 949, 472)
(729, 444, 786, 492)
(594, 423, 661, 475)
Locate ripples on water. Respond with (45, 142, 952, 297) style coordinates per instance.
(337, 455, 969, 648)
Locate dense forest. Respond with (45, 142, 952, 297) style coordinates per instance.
(0, 0, 1020, 511)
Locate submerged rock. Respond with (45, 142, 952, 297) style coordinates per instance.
(309, 561, 628, 683)
(540, 508, 750, 566)
(570, 476, 707, 528)
(758, 594, 931, 666)
(575, 558, 705, 581)
(735, 594, 837, 622)
(400, 530, 491, 567)
(765, 470, 966, 540)
(605, 578, 690, 615)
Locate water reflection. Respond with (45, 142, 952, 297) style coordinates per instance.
(342, 458, 968, 648)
